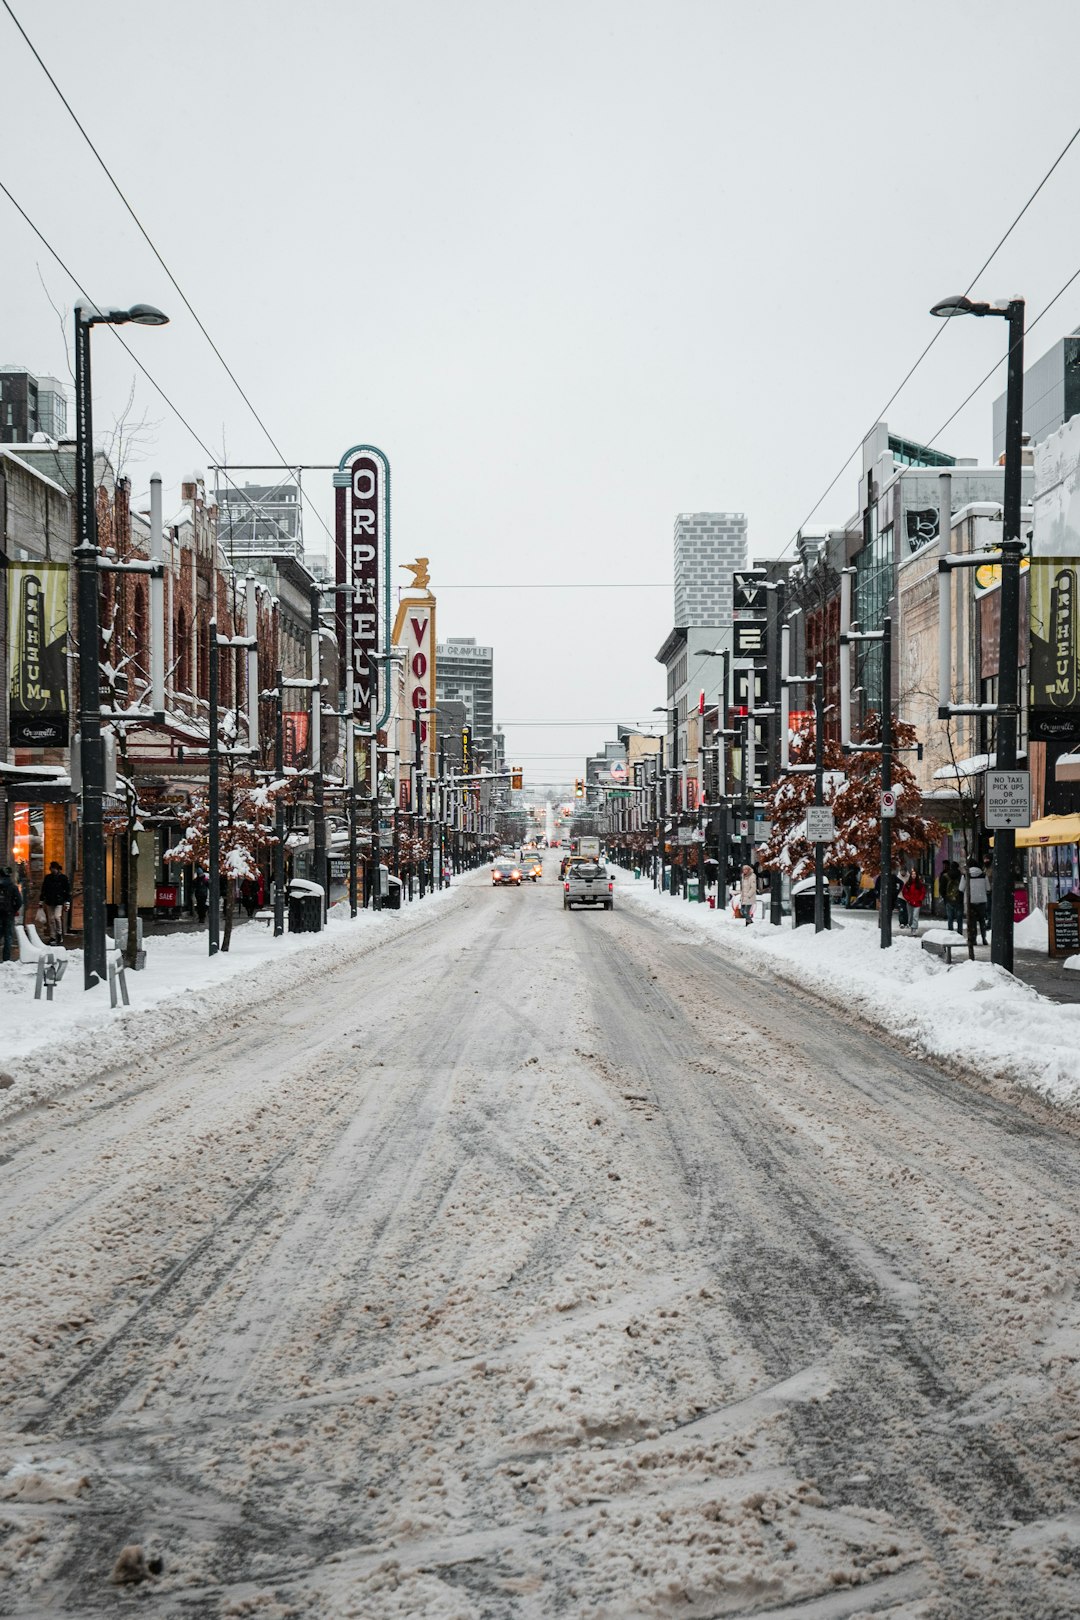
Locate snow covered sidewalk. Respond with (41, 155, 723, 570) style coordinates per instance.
(0, 881, 466, 1110)
(619, 877, 1080, 1110)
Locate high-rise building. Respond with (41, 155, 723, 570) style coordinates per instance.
(436, 637, 494, 763)
(0, 366, 69, 443)
(992, 329, 1080, 460)
(673, 512, 747, 627)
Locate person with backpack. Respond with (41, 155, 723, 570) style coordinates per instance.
(0, 866, 23, 961)
(900, 867, 927, 935)
(962, 860, 990, 944)
(944, 862, 963, 932)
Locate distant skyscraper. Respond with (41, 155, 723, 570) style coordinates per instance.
(0, 366, 69, 443)
(673, 512, 747, 627)
(436, 637, 494, 763)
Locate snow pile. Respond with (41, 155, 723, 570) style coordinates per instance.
(1015, 906, 1050, 951)
(620, 880, 1080, 1108)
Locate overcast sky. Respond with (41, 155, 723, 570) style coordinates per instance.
(4, 0, 1080, 785)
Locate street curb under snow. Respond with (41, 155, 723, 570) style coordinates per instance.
(618, 880, 1080, 1113)
(0, 881, 470, 1116)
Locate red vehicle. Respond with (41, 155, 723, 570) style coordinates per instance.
(492, 859, 522, 887)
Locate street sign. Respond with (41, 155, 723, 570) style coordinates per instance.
(805, 806, 835, 842)
(733, 570, 767, 613)
(985, 768, 1032, 829)
(734, 621, 767, 658)
(880, 789, 897, 819)
(677, 826, 694, 845)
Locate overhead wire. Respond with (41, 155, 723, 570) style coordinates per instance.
(776, 116, 1080, 558)
(0, 0, 334, 551)
(0, 174, 297, 552)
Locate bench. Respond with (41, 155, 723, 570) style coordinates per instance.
(14, 923, 69, 1001)
(15, 923, 130, 1006)
(921, 929, 975, 966)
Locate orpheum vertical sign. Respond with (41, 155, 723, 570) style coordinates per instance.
(335, 449, 382, 713)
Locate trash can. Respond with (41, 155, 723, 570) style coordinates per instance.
(792, 890, 830, 929)
(384, 874, 403, 910)
(633, 866, 641, 880)
(686, 878, 700, 901)
(287, 879, 324, 933)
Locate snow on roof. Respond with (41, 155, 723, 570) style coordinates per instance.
(0, 761, 70, 779)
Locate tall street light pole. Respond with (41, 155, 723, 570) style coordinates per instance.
(74, 302, 168, 989)
(931, 293, 1025, 972)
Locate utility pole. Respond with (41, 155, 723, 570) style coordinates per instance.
(208, 621, 220, 956)
(273, 669, 285, 936)
(814, 662, 826, 934)
(879, 617, 893, 951)
(414, 709, 426, 899)
(310, 583, 327, 922)
(767, 581, 786, 925)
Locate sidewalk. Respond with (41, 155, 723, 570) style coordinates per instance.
(830, 903, 1080, 1006)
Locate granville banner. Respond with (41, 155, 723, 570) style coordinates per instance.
(1029, 558, 1080, 742)
(7, 560, 68, 746)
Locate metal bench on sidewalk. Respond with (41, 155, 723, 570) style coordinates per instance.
(921, 929, 978, 966)
(14, 923, 68, 1000)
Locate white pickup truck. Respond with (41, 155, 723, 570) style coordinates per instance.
(563, 861, 614, 911)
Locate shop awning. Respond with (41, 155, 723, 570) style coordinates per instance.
(1014, 814, 1080, 848)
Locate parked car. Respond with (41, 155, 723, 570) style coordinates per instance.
(564, 862, 614, 911)
(492, 859, 523, 887)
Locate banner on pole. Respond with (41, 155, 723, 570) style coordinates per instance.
(7, 560, 68, 746)
(1030, 558, 1080, 741)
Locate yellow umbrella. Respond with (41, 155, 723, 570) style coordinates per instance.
(1013, 814, 1080, 848)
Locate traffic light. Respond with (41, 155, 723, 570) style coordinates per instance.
(574, 778, 585, 798)
(511, 766, 523, 790)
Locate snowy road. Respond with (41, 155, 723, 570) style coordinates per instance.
(3, 860, 1080, 1618)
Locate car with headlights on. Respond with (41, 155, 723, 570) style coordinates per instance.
(492, 859, 523, 886)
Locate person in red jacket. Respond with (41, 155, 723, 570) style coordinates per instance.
(900, 867, 927, 936)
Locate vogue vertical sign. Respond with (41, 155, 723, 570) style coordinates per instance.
(334, 448, 383, 713)
(7, 561, 69, 746)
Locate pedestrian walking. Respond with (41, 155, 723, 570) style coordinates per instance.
(739, 863, 757, 926)
(962, 860, 990, 944)
(240, 876, 259, 919)
(193, 865, 209, 925)
(39, 861, 71, 946)
(15, 861, 30, 920)
(943, 862, 963, 931)
(900, 867, 927, 935)
(842, 863, 859, 907)
(0, 865, 23, 961)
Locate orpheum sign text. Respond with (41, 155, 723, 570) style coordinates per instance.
(335, 449, 383, 712)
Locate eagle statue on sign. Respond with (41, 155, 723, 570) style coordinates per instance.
(400, 557, 431, 591)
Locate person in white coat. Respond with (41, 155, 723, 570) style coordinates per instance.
(961, 861, 989, 944)
(739, 864, 757, 925)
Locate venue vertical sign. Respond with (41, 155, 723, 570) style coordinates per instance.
(334, 449, 383, 715)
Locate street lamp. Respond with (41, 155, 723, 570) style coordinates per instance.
(931, 292, 1025, 972)
(74, 301, 169, 989)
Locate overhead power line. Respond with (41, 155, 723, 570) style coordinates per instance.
(0, 175, 296, 550)
(777, 116, 1080, 558)
(0, 0, 333, 549)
